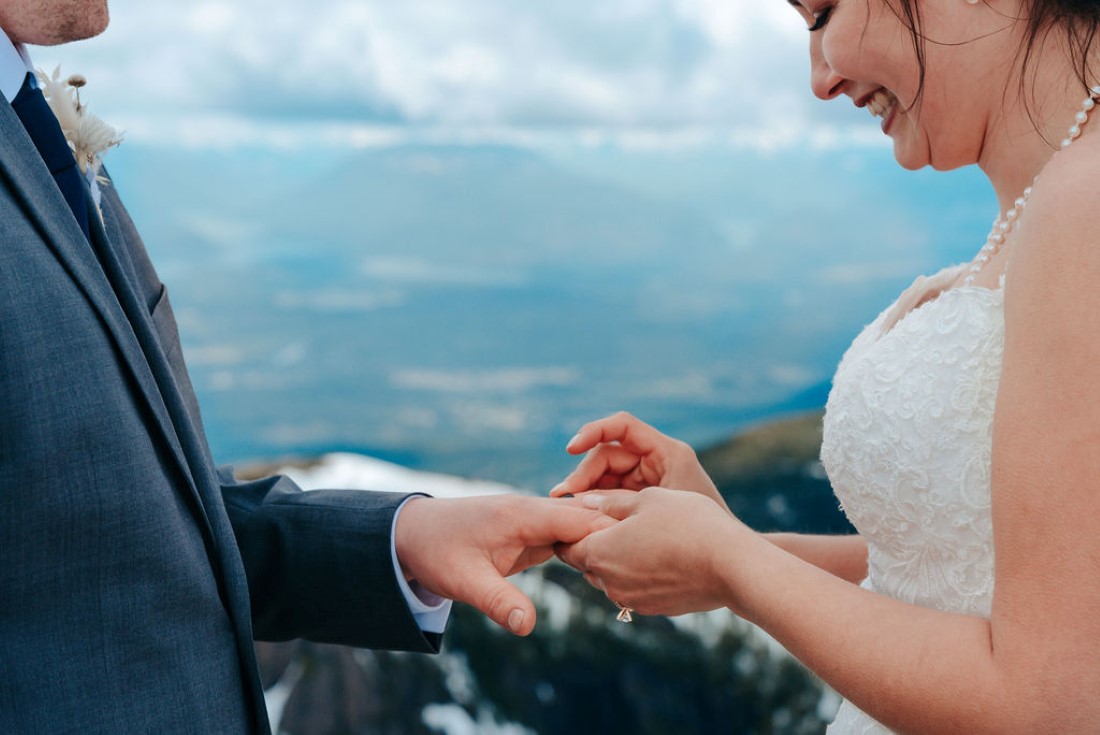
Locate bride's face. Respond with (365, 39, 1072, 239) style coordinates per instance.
(788, 0, 1016, 171)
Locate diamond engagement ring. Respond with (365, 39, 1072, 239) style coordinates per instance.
(613, 602, 634, 623)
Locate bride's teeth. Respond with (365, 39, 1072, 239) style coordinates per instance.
(865, 90, 894, 119)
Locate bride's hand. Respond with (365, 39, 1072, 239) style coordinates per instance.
(556, 488, 748, 616)
(549, 412, 729, 512)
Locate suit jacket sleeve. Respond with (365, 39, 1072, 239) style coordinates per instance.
(218, 467, 443, 653)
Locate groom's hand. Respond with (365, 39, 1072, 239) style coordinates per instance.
(394, 495, 615, 636)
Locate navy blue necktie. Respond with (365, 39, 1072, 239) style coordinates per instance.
(10, 72, 91, 241)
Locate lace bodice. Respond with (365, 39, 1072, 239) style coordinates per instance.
(820, 266, 1005, 734)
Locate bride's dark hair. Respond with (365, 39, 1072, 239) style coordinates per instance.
(896, 0, 1100, 122)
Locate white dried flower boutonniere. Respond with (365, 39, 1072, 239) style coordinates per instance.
(35, 66, 123, 215)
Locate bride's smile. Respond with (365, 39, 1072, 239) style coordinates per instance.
(788, 0, 1025, 174)
(858, 87, 899, 133)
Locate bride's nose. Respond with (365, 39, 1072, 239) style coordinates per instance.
(810, 45, 846, 101)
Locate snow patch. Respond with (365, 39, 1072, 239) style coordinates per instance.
(278, 452, 519, 498)
(422, 704, 536, 735)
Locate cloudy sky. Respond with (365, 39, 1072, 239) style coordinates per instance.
(30, 0, 881, 149)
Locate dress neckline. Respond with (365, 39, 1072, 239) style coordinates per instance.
(874, 277, 1005, 344)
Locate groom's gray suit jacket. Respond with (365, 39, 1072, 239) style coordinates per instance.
(0, 96, 439, 733)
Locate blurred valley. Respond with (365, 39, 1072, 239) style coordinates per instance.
(110, 140, 992, 491)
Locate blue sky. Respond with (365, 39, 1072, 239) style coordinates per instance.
(31, 0, 886, 151)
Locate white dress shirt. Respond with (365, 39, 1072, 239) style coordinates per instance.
(0, 27, 31, 101)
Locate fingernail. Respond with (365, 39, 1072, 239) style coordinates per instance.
(581, 494, 604, 509)
(566, 433, 581, 448)
(550, 483, 565, 495)
(507, 608, 525, 633)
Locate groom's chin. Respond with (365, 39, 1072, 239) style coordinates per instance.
(54, 3, 110, 44)
(10, 0, 111, 46)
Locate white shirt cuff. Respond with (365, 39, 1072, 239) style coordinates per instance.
(390, 496, 453, 634)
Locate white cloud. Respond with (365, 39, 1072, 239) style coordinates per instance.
(674, 0, 803, 45)
(28, 0, 873, 148)
(183, 344, 248, 367)
(360, 256, 527, 287)
(177, 214, 262, 247)
(766, 363, 817, 389)
(391, 367, 580, 394)
(187, 3, 238, 36)
(817, 262, 929, 286)
(274, 289, 406, 312)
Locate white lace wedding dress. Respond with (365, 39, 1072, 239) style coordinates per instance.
(819, 264, 1004, 734)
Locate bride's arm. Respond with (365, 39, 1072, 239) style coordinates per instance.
(560, 172, 1100, 732)
(565, 489, 1016, 731)
(566, 464, 1089, 734)
(762, 532, 867, 584)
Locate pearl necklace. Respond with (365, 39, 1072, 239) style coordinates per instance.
(963, 84, 1100, 286)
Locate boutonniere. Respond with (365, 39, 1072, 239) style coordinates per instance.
(35, 66, 123, 213)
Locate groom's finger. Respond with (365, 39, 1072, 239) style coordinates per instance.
(508, 545, 556, 575)
(460, 565, 538, 636)
(581, 490, 642, 521)
(554, 537, 590, 572)
(516, 500, 616, 546)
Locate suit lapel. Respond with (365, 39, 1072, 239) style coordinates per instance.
(2, 99, 268, 726)
(87, 190, 269, 721)
(0, 99, 215, 543)
(88, 166, 269, 727)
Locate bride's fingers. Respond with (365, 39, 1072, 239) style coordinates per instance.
(564, 412, 643, 454)
(550, 444, 644, 496)
(566, 412, 669, 457)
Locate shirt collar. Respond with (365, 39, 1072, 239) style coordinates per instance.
(0, 27, 34, 102)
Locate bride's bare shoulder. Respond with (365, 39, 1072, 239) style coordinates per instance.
(1017, 134, 1100, 245)
(1003, 133, 1100, 334)
(1008, 135, 1100, 284)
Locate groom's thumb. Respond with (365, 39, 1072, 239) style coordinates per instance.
(468, 571, 537, 636)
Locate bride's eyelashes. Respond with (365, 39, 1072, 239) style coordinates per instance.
(785, 0, 834, 33)
(808, 5, 834, 32)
